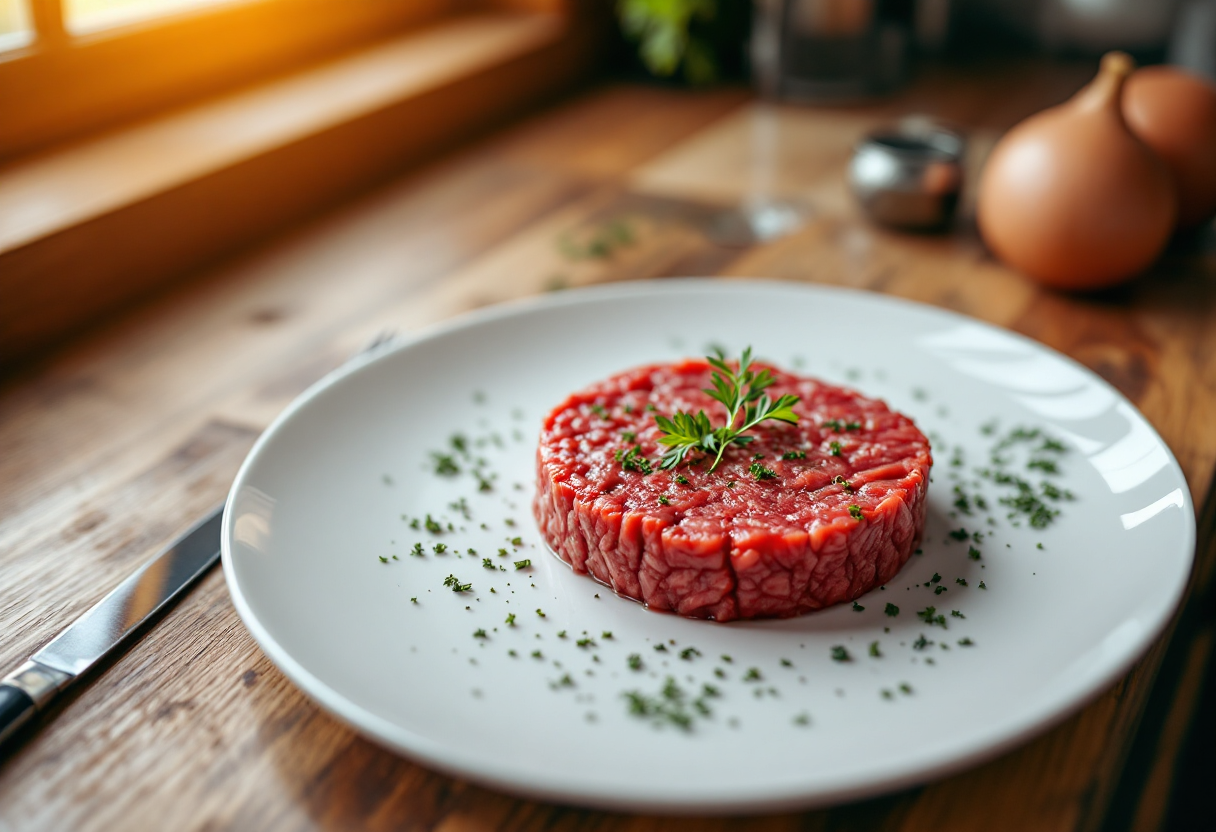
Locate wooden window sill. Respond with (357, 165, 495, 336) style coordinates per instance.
(0, 8, 605, 371)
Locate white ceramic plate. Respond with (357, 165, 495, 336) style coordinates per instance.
(222, 280, 1194, 813)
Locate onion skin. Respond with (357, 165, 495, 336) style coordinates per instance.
(977, 53, 1176, 291)
(1124, 65, 1216, 229)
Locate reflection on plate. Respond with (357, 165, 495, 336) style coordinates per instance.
(222, 280, 1194, 813)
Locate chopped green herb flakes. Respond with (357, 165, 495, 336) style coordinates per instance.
(749, 462, 777, 481)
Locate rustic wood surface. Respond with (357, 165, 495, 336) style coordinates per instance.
(0, 8, 607, 370)
(2, 60, 1214, 831)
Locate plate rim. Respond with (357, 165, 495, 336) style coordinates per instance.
(221, 277, 1197, 813)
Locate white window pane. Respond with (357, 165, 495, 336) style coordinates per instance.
(65, 0, 242, 34)
(0, 0, 32, 52)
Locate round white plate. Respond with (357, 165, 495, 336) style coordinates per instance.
(222, 279, 1194, 813)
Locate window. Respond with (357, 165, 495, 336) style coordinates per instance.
(0, 0, 469, 159)
(64, 0, 242, 33)
(0, 0, 32, 49)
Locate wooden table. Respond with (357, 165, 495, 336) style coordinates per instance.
(2, 59, 1213, 831)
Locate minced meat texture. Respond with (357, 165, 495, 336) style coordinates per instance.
(534, 359, 932, 621)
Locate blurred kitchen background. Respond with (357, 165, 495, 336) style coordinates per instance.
(4, 0, 1215, 374)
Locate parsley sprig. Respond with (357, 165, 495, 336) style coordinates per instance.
(655, 347, 799, 472)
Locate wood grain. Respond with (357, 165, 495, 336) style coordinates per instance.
(1, 61, 1212, 831)
(0, 9, 607, 371)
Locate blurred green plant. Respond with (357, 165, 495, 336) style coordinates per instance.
(617, 0, 722, 85)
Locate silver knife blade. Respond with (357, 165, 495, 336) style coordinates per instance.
(32, 506, 223, 678)
(1, 332, 396, 749)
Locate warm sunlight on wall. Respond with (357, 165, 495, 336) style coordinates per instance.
(0, 0, 31, 50)
(65, 0, 241, 33)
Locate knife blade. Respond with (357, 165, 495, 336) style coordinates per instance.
(0, 506, 222, 749)
(0, 330, 398, 752)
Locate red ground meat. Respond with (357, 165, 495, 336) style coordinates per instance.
(533, 359, 932, 621)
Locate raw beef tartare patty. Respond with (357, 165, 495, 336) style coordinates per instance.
(533, 358, 932, 621)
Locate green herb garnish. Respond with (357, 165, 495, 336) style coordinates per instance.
(749, 462, 776, 481)
(823, 419, 861, 432)
(443, 575, 471, 592)
(432, 453, 460, 476)
(621, 676, 710, 731)
(782, 450, 806, 460)
(917, 606, 947, 628)
(654, 347, 799, 471)
(615, 445, 653, 475)
(848, 504, 863, 520)
(514, 559, 531, 570)
(830, 646, 851, 662)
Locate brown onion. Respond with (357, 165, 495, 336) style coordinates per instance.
(1124, 65, 1216, 229)
(977, 53, 1176, 290)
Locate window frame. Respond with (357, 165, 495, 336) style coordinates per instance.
(0, 0, 470, 160)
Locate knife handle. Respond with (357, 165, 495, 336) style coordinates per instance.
(0, 684, 36, 749)
(0, 662, 70, 752)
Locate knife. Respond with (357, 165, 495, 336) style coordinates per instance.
(0, 331, 396, 752)
(0, 506, 222, 750)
